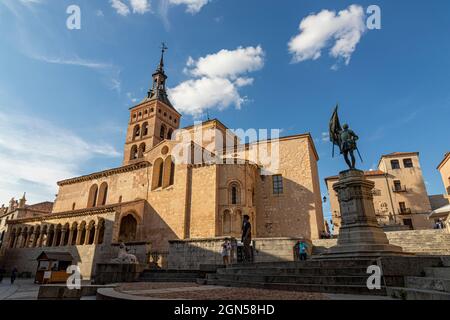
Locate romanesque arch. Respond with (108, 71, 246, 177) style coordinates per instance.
(130, 145, 138, 160)
(152, 158, 164, 190)
(160, 124, 166, 139)
(133, 124, 140, 141)
(163, 156, 175, 188)
(138, 143, 146, 158)
(9, 228, 16, 248)
(98, 182, 108, 206)
(228, 181, 242, 205)
(119, 213, 138, 242)
(142, 122, 149, 137)
(87, 184, 99, 208)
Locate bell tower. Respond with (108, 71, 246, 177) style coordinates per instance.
(123, 43, 181, 165)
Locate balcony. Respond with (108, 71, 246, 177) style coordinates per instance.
(392, 185, 407, 193)
(398, 208, 412, 215)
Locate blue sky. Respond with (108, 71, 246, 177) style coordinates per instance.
(0, 0, 449, 222)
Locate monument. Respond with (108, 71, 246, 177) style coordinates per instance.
(325, 106, 404, 257)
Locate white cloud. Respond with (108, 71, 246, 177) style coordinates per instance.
(110, 0, 131, 16)
(169, 77, 244, 115)
(130, 0, 151, 14)
(187, 46, 265, 79)
(288, 5, 366, 66)
(0, 111, 120, 204)
(169, 0, 211, 14)
(169, 46, 264, 116)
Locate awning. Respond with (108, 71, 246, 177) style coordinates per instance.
(429, 204, 450, 219)
(36, 251, 73, 262)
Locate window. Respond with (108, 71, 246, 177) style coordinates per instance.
(87, 184, 99, 208)
(272, 175, 284, 195)
(98, 182, 108, 206)
(399, 202, 408, 214)
(403, 158, 413, 168)
(160, 125, 166, 139)
(142, 122, 149, 136)
(157, 162, 164, 188)
(228, 182, 241, 205)
(393, 180, 402, 192)
(133, 125, 140, 140)
(390, 160, 400, 170)
(130, 145, 138, 160)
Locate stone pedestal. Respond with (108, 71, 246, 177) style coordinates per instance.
(326, 169, 404, 258)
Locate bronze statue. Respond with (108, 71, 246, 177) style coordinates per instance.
(329, 105, 362, 170)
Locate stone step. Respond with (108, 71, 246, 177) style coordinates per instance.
(442, 257, 450, 267)
(387, 287, 450, 300)
(226, 259, 378, 270)
(208, 273, 371, 286)
(206, 279, 386, 296)
(217, 266, 369, 277)
(405, 277, 450, 292)
(138, 278, 198, 283)
(424, 268, 450, 279)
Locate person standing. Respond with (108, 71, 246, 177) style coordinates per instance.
(10, 267, 18, 285)
(299, 241, 308, 261)
(221, 240, 231, 267)
(241, 215, 252, 263)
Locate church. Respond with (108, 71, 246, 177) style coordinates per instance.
(0, 50, 325, 278)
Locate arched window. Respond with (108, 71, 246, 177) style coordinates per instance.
(138, 143, 146, 158)
(79, 222, 86, 245)
(87, 184, 99, 208)
(88, 221, 96, 245)
(167, 128, 173, 140)
(163, 156, 175, 187)
(97, 219, 105, 245)
(142, 122, 149, 137)
(133, 125, 140, 141)
(98, 182, 108, 206)
(160, 125, 166, 139)
(229, 182, 241, 205)
(223, 210, 232, 235)
(130, 145, 138, 160)
(119, 214, 138, 242)
(152, 158, 164, 190)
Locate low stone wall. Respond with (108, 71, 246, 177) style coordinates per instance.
(168, 237, 312, 270)
(94, 263, 145, 285)
(168, 237, 235, 270)
(253, 237, 312, 263)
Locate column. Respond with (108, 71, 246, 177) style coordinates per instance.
(67, 228, 74, 246)
(85, 226, 91, 245)
(59, 229, 67, 246)
(52, 231, 58, 247)
(76, 227, 82, 245)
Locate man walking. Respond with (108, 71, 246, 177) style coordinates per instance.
(241, 215, 252, 263)
(10, 267, 18, 285)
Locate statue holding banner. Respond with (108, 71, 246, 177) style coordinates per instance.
(329, 106, 362, 169)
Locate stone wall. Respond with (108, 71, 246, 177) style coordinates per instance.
(168, 237, 312, 270)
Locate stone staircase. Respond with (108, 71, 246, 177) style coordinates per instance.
(387, 257, 450, 300)
(138, 269, 204, 283)
(205, 259, 388, 296)
(313, 230, 450, 256)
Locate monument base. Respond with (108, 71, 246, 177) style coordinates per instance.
(321, 169, 406, 259)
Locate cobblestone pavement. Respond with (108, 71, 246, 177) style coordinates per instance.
(0, 279, 40, 300)
(115, 282, 327, 300)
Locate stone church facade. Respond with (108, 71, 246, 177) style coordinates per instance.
(0, 52, 325, 278)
